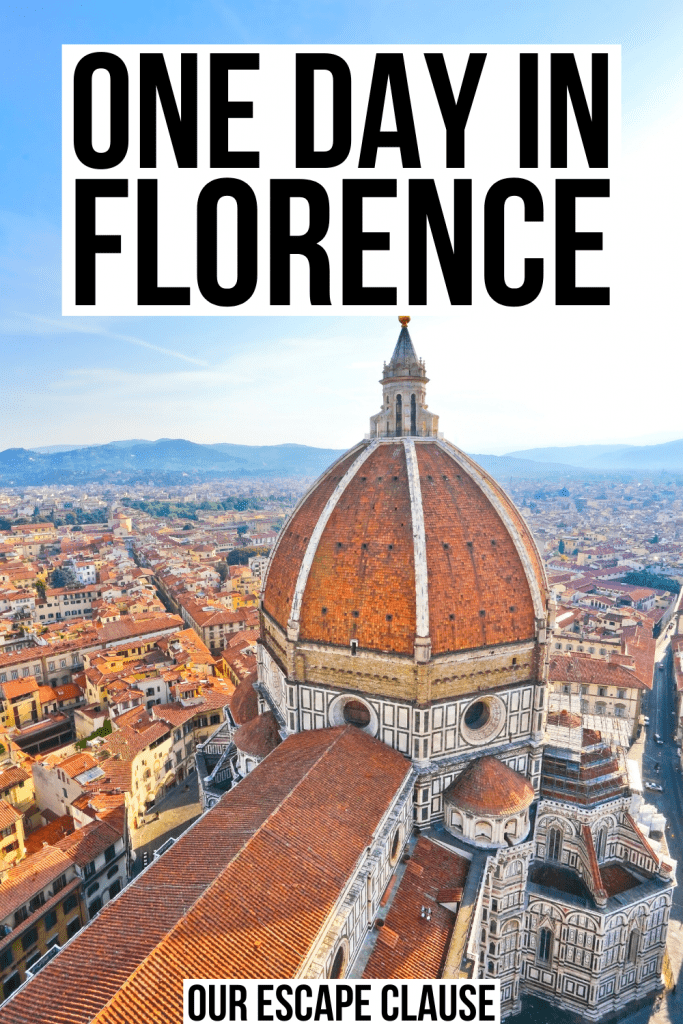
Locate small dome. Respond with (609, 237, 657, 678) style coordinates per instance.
(234, 711, 281, 759)
(444, 756, 535, 817)
(231, 682, 259, 726)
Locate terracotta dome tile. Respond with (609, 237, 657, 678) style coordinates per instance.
(234, 711, 282, 758)
(443, 756, 535, 816)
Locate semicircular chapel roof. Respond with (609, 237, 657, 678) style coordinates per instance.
(443, 756, 535, 817)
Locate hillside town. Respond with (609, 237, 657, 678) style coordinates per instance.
(0, 462, 681, 1012)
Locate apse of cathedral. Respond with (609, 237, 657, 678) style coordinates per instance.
(1, 321, 676, 1024)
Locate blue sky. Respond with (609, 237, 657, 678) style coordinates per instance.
(1, 1, 682, 454)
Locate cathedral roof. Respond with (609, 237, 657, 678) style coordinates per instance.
(0, 727, 411, 1024)
(263, 437, 546, 657)
(443, 756, 535, 817)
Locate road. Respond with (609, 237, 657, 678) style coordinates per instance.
(621, 626, 682, 1024)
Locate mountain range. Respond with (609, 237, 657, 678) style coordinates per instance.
(0, 437, 681, 487)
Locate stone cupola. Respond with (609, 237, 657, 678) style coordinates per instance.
(369, 316, 439, 438)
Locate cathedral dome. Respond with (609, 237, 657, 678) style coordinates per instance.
(262, 320, 546, 660)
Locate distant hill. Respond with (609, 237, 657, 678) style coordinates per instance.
(506, 440, 683, 473)
(505, 444, 631, 467)
(0, 439, 348, 485)
(5, 435, 682, 487)
(469, 454, 590, 479)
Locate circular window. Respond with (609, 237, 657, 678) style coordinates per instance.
(464, 701, 490, 730)
(329, 694, 378, 736)
(343, 700, 371, 728)
(460, 695, 506, 746)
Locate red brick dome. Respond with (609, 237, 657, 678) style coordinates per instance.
(263, 436, 546, 658)
(444, 756, 535, 816)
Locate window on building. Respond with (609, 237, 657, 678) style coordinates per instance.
(104, 844, 116, 863)
(547, 827, 562, 862)
(66, 918, 80, 939)
(627, 929, 639, 964)
(63, 893, 78, 914)
(596, 827, 608, 862)
(14, 906, 28, 927)
(106, 864, 119, 879)
(88, 897, 103, 916)
(108, 879, 122, 899)
(29, 892, 45, 913)
(53, 874, 66, 894)
(21, 928, 38, 951)
(44, 909, 58, 931)
(538, 928, 552, 963)
(3, 973, 21, 999)
(475, 821, 492, 842)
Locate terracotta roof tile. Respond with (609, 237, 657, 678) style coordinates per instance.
(363, 836, 470, 979)
(1, 677, 39, 700)
(0, 800, 21, 831)
(0, 727, 411, 1024)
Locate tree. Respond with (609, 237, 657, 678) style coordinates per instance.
(35, 579, 46, 600)
(237, 524, 249, 536)
(216, 562, 230, 582)
(558, 539, 565, 554)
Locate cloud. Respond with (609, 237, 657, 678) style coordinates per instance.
(0, 312, 210, 366)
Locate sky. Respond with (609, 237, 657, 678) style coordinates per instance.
(0, 1, 682, 455)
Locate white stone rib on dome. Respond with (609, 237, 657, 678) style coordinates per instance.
(261, 441, 368, 598)
(288, 440, 379, 633)
(404, 439, 429, 639)
(436, 438, 546, 620)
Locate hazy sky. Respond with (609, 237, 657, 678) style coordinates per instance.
(1, 1, 681, 455)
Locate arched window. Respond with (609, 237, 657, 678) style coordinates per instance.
(450, 811, 463, 834)
(475, 821, 492, 841)
(329, 943, 347, 979)
(504, 819, 517, 838)
(395, 394, 402, 436)
(596, 827, 607, 862)
(627, 929, 639, 964)
(410, 393, 417, 435)
(538, 928, 552, 963)
(547, 827, 562, 862)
